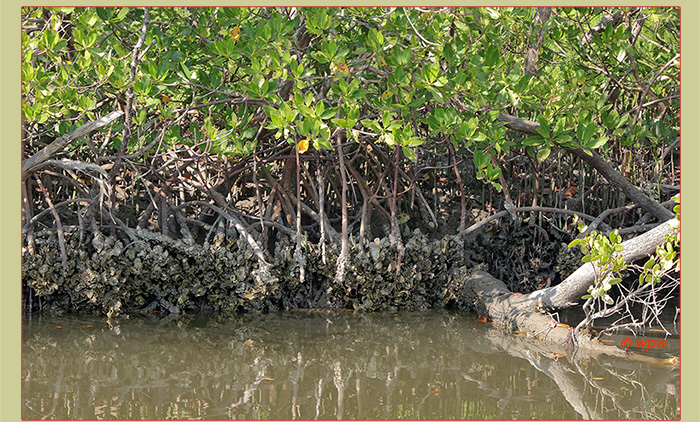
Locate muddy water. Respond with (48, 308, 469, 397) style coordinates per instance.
(22, 310, 679, 420)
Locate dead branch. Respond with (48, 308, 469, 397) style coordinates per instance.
(22, 110, 123, 177)
(528, 218, 678, 311)
(463, 205, 603, 237)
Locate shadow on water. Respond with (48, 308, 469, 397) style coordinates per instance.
(22, 310, 679, 420)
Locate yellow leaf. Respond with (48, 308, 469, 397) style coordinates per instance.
(161, 95, 172, 103)
(231, 26, 240, 42)
(297, 138, 309, 154)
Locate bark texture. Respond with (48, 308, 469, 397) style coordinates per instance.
(527, 218, 678, 311)
(454, 268, 676, 365)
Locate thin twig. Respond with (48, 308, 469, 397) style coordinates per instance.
(403, 8, 440, 46)
(463, 206, 601, 237)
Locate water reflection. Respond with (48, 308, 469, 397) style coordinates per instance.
(22, 310, 679, 420)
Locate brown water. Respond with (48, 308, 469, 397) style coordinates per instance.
(22, 310, 679, 420)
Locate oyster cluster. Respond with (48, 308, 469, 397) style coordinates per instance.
(24, 229, 278, 316)
(337, 230, 464, 311)
(23, 227, 467, 316)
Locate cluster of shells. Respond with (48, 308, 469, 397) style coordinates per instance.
(24, 228, 274, 317)
(338, 230, 464, 311)
(23, 226, 468, 316)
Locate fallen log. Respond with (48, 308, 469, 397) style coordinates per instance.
(451, 215, 678, 358)
(452, 268, 678, 365)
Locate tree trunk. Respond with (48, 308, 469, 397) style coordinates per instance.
(529, 218, 678, 311)
(452, 217, 677, 358)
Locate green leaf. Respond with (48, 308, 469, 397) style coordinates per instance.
(115, 7, 130, 21)
(421, 64, 439, 84)
(319, 106, 337, 120)
(95, 7, 115, 21)
(380, 132, 395, 146)
(535, 126, 550, 140)
(536, 146, 551, 162)
(53, 39, 68, 52)
(367, 28, 384, 51)
(473, 150, 487, 167)
(616, 113, 629, 128)
(554, 134, 577, 148)
(406, 137, 425, 147)
(522, 135, 546, 146)
(361, 119, 382, 133)
(537, 115, 550, 134)
(315, 100, 325, 117)
(382, 111, 391, 129)
(401, 146, 417, 163)
(553, 118, 566, 137)
(135, 108, 147, 125)
(585, 136, 609, 149)
(313, 138, 334, 151)
(581, 123, 595, 142)
(331, 118, 348, 128)
(484, 45, 499, 66)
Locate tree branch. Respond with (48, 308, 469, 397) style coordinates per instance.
(496, 112, 674, 222)
(527, 218, 678, 311)
(22, 111, 123, 177)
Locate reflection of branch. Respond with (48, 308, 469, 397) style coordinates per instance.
(480, 324, 676, 420)
(543, 358, 603, 419)
(41, 359, 65, 420)
(22, 311, 678, 420)
(571, 358, 641, 418)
